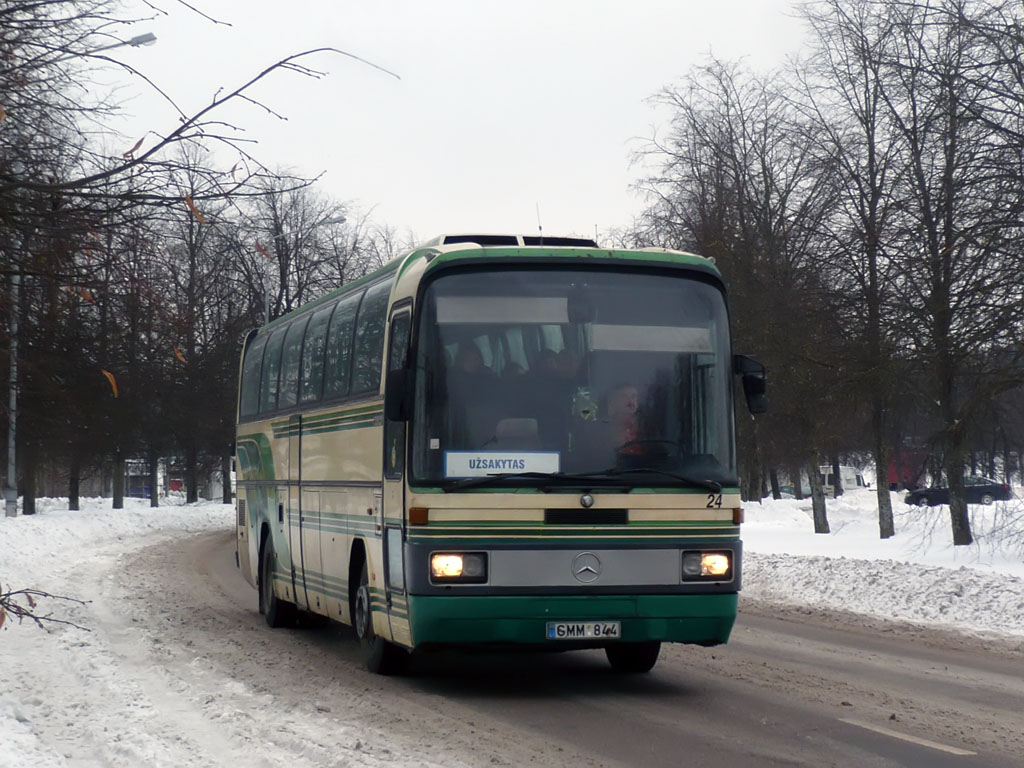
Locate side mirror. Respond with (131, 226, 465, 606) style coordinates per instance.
(733, 354, 767, 414)
(384, 368, 412, 422)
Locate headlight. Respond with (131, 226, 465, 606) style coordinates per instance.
(430, 552, 487, 583)
(682, 551, 732, 580)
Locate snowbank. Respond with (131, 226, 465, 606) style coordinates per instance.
(742, 490, 1024, 637)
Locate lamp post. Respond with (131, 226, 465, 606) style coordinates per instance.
(52, 32, 157, 63)
(4, 31, 157, 518)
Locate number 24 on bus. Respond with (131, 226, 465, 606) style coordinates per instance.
(234, 233, 766, 675)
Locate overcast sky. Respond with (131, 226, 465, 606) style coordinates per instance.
(112, 0, 807, 242)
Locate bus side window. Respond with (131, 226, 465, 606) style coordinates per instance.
(299, 304, 334, 405)
(240, 334, 269, 419)
(385, 311, 411, 478)
(323, 292, 362, 400)
(351, 280, 393, 395)
(258, 328, 286, 414)
(278, 315, 310, 410)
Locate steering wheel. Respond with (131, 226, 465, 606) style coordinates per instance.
(616, 438, 681, 456)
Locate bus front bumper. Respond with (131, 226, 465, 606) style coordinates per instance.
(407, 593, 737, 648)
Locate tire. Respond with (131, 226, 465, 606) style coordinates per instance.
(605, 641, 661, 673)
(980, 493, 995, 505)
(352, 559, 408, 675)
(260, 535, 296, 628)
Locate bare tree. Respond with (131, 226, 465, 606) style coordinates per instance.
(1, 582, 89, 633)
(797, 0, 910, 538)
(634, 59, 844, 518)
(2, 0, 398, 513)
(877, 0, 1024, 545)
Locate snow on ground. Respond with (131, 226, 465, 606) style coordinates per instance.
(742, 490, 1024, 638)
(1, 497, 234, 768)
(1, 490, 1023, 766)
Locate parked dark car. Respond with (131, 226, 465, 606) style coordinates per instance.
(904, 476, 1012, 507)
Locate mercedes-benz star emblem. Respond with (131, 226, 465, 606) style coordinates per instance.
(572, 552, 602, 583)
(580, 493, 595, 508)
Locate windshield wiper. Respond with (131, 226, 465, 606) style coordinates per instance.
(447, 468, 721, 493)
(448, 470, 637, 492)
(448, 471, 567, 491)
(591, 467, 723, 494)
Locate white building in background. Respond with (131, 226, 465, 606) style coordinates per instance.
(819, 465, 869, 496)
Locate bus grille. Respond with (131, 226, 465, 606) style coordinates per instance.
(237, 500, 246, 528)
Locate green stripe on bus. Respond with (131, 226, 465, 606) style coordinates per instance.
(236, 433, 275, 482)
(416, 521, 734, 529)
(407, 593, 737, 646)
(408, 526, 735, 537)
(409, 486, 742, 495)
(407, 535, 738, 547)
(271, 405, 383, 433)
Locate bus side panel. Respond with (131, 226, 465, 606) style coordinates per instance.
(274, 484, 298, 604)
(361, 529, 396, 643)
(236, 489, 252, 587)
(235, 429, 277, 590)
(302, 405, 386, 626)
(320, 489, 351, 623)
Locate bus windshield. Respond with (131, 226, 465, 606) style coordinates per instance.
(411, 268, 736, 488)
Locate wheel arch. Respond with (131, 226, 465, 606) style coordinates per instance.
(348, 537, 368, 621)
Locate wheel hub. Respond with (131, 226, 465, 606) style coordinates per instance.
(355, 584, 372, 640)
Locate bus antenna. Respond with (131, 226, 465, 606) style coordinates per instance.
(536, 202, 543, 246)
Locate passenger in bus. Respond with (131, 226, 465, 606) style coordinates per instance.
(454, 343, 495, 379)
(538, 348, 579, 382)
(503, 362, 526, 378)
(450, 343, 496, 448)
(607, 383, 644, 455)
(567, 382, 647, 471)
(533, 348, 580, 448)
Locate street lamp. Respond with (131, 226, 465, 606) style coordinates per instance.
(4, 32, 157, 519)
(52, 32, 158, 63)
(87, 32, 158, 53)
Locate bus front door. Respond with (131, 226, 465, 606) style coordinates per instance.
(382, 308, 412, 645)
(287, 413, 310, 612)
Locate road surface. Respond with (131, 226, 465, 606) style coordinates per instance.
(86, 529, 1024, 767)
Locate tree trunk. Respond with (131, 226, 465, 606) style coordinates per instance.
(221, 453, 232, 504)
(68, 450, 80, 511)
(112, 451, 125, 509)
(831, 456, 843, 497)
(186, 443, 199, 504)
(790, 464, 804, 499)
(807, 457, 829, 533)
(768, 468, 781, 500)
(874, 438, 894, 539)
(944, 448, 972, 546)
(22, 444, 36, 515)
(148, 447, 159, 508)
(739, 421, 764, 502)
(1004, 440, 1012, 486)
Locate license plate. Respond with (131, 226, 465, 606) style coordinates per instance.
(546, 621, 621, 640)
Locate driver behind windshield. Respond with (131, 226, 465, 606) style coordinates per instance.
(607, 383, 643, 455)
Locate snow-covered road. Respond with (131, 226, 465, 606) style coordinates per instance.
(1, 507, 561, 767)
(2, 495, 1022, 766)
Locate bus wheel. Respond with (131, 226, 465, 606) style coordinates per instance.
(260, 536, 296, 628)
(354, 560, 408, 675)
(605, 642, 661, 673)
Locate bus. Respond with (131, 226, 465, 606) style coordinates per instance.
(234, 234, 766, 674)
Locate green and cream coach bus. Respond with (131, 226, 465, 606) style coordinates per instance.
(234, 234, 766, 674)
